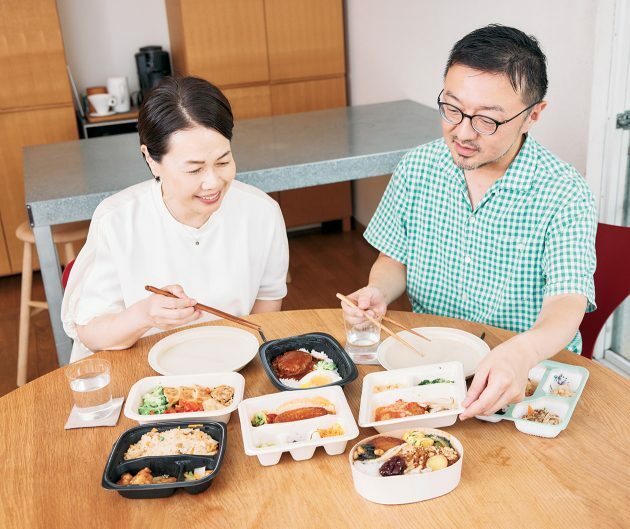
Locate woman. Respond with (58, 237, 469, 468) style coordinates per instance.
(62, 76, 289, 362)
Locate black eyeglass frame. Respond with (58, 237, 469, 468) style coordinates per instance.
(437, 89, 541, 135)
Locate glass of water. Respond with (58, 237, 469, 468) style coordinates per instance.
(65, 357, 113, 420)
(343, 311, 382, 364)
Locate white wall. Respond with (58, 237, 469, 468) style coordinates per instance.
(56, 0, 171, 95)
(346, 0, 598, 225)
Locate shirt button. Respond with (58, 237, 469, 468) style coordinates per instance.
(469, 215, 476, 224)
(461, 292, 469, 302)
(464, 255, 472, 264)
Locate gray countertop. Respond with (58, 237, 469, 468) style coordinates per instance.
(24, 99, 441, 226)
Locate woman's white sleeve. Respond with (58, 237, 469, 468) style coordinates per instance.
(256, 202, 289, 300)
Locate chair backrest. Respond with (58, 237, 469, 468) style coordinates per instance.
(579, 223, 630, 358)
(62, 258, 76, 290)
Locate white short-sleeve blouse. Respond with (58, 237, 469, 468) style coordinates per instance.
(61, 179, 289, 362)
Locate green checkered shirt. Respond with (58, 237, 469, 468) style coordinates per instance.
(364, 135, 597, 353)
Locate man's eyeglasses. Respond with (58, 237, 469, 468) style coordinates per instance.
(437, 89, 540, 136)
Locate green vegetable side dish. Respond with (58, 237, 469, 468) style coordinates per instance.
(315, 360, 336, 371)
(417, 378, 454, 386)
(138, 386, 168, 415)
(251, 412, 268, 427)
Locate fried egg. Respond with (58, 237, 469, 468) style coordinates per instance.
(298, 369, 342, 388)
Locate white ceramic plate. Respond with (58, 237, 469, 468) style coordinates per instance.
(148, 326, 259, 375)
(377, 327, 490, 378)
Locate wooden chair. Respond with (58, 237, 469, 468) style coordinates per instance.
(579, 223, 630, 359)
(16, 220, 89, 386)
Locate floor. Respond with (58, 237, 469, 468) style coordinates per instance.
(0, 227, 410, 398)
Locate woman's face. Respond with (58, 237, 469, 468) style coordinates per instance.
(141, 124, 236, 227)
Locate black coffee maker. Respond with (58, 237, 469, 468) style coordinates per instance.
(135, 46, 172, 101)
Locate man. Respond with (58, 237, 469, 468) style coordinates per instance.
(342, 24, 596, 419)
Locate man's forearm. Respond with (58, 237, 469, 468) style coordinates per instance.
(518, 293, 588, 363)
(368, 252, 407, 305)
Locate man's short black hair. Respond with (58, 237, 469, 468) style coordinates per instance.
(445, 24, 548, 105)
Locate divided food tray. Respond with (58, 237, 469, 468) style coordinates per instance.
(102, 420, 226, 498)
(475, 360, 589, 438)
(124, 372, 245, 424)
(359, 362, 466, 432)
(238, 385, 359, 466)
(258, 332, 358, 391)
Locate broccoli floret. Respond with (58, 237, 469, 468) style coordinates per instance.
(315, 360, 336, 371)
(137, 386, 167, 414)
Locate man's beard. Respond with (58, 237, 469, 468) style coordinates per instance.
(450, 133, 522, 171)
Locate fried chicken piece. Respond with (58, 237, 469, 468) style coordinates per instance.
(210, 385, 234, 406)
(129, 467, 153, 485)
(117, 472, 133, 486)
(372, 436, 406, 452)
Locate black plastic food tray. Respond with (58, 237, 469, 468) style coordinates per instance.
(102, 420, 226, 499)
(259, 332, 358, 391)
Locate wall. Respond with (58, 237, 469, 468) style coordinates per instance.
(346, 0, 598, 226)
(56, 0, 171, 95)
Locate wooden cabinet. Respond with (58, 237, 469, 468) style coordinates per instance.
(0, 0, 73, 110)
(165, 0, 269, 86)
(165, 0, 351, 231)
(0, 0, 78, 275)
(264, 0, 346, 81)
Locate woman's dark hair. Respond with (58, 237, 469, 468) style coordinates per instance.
(445, 24, 548, 105)
(138, 76, 233, 164)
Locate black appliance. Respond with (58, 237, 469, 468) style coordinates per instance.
(135, 46, 172, 100)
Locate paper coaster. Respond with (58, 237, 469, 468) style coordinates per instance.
(65, 397, 124, 429)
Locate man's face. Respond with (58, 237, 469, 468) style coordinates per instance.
(441, 64, 542, 171)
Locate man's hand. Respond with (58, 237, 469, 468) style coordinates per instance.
(340, 285, 388, 324)
(459, 333, 538, 419)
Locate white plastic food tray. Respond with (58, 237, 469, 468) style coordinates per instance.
(124, 372, 245, 424)
(359, 362, 466, 433)
(238, 385, 359, 466)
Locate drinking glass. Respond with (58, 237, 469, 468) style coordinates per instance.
(65, 357, 113, 420)
(343, 311, 382, 364)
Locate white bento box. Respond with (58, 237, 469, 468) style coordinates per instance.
(238, 385, 359, 466)
(124, 372, 245, 424)
(349, 427, 464, 504)
(358, 362, 466, 433)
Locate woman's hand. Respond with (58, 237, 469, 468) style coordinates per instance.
(136, 284, 201, 330)
(340, 285, 388, 324)
(459, 334, 538, 419)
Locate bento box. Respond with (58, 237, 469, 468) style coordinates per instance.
(475, 360, 589, 438)
(358, 362, 466, 433)
(124, 372, 245, 424)
(102, 420, 226, 499)
(258, 332, 358, 391)
(238, 385, 359, 466)
(349, 427, 463, 504)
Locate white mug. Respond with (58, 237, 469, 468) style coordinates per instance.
(107, 76, 130, 113)
(87, 93, 117, 115)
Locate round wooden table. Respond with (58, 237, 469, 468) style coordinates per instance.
(1, 309, 628, 529)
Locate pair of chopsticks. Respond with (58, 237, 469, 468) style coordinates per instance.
(145, 285, 268, 342)
(336, 293, 429, 356)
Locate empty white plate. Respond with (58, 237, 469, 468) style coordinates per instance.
(377, 327, 490, 378)
(148, 326, 259, 375)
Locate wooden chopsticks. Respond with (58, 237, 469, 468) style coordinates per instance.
(336, 293, 425, 356)
(145, 285, 263, 335)
(381, 315, 431, 342)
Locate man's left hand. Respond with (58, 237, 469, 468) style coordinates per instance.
(459, 334, 539, 419)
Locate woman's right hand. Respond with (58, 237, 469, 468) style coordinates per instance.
(137, 284, 201, 330)
(340, 285, 388, 324)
